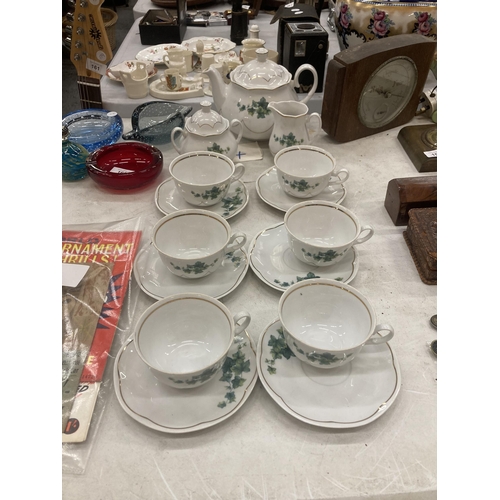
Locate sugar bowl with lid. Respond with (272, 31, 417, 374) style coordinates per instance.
(171, 101, 243, 158)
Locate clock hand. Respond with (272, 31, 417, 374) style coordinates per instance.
(367, 87, 406, 98)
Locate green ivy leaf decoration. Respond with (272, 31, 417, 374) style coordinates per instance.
(274, 271, 321, 288)
(265, 327, 295, 375)
(274, 133, 305, 147)
(221, 186, 244, 217)
(237, 98, 271, 119)
(217, 342, 250, 408)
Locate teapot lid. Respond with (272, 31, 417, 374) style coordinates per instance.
(231, 48, 292, 90)
(185, 101, 229, 136)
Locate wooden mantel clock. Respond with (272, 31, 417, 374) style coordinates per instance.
(321, 34, 437, 143)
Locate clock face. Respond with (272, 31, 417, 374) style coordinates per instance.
(357, 56, 418, 129)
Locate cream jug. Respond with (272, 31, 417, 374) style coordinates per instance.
(120, 62, 149, 99)
(268, 101, 322, 156)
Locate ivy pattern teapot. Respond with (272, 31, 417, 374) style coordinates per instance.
(204, 48, 318, 141)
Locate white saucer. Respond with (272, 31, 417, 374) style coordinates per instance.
(114, 331, 258, 433)
(257, 319, 401, 428)
(256, 167, 347, 212)
(134, 242, 249, 301)
(135, 43, 183, 64)
(249, 222, 359, 291)
(155, 178, 249, 219)
(149, 79, 205, 100)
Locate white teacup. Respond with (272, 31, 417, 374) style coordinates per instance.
(152, 210, 247, 279)
(169, 151, 245, 206)
(134, 292, 251, 388)
(284, 201, 374, 267)
(275, 145, 349, 198)
(278, 278, 394, 369)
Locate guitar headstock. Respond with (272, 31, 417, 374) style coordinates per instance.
(66, 0, 113, 79)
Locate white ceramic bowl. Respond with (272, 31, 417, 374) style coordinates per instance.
(152, 210, 247, 279)
(134, 293, 251, 388)
(278, 278, 394, 369)
(284, 201, 373, 267)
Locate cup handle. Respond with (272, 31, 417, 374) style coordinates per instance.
(353, 225, 374, 245)
(306, 113, 322, 141)
(231, 163, 245, 183)
(233, 311, 251, 337)
(226, 232, 247, 254)
(364, 324, 394, 345)
(171, 127, 185, 154)
(328, 168, 349, 186)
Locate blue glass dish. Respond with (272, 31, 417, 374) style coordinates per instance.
(62, 109, 124, 153)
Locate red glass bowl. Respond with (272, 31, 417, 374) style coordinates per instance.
(86, 142, 163, 190)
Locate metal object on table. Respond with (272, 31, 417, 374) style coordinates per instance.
(429, 339, 437, 357)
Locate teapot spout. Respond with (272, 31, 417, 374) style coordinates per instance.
(203, 66, 227, 113)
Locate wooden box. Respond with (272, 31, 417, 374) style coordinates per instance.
(139, 4, 187, 45)
(403, 207, 437, 285)
(384, 175, 437, 226)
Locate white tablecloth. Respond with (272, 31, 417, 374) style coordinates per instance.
(62, 104, 437, 498)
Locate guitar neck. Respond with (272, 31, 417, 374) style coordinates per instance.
(77, 76, 103, 109)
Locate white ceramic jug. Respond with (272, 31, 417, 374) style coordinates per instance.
(268, 100, 322, 156)
(120, 62, 149, 99)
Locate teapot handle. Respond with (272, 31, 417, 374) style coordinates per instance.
(294, 64, 318, 105)
(170, 127, 186, 154)
(230, 119, 243, 143)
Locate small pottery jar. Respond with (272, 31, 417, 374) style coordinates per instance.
(171, 101, 243, 159)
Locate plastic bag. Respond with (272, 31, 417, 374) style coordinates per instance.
(62, 215, 144, 474)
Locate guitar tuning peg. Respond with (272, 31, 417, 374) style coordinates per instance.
(68, 0, 76, 6)
(65, 25, 73, 35)
(66, 12, 74, 22)
(63, 37, 72, 50)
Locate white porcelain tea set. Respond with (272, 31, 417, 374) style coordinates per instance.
(113, 35, 400, 433)
(117, 129, 403, 433)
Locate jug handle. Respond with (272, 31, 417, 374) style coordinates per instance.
(230, 119, 243, 143)
(119, 71, 131, 83)
(306, 113, 322, 141)
(294, 64, 318, 105)
(171, 127, 186, 154)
